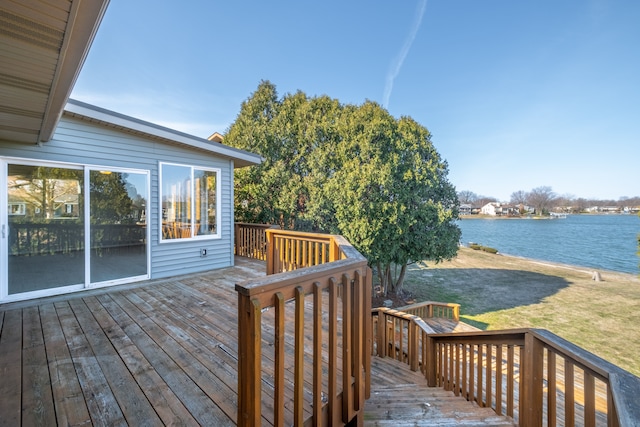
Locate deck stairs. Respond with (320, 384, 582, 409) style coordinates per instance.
(365, 357, 516, 426)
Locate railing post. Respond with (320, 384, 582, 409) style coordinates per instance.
(376, 309, 387, 358)
(237, 294, 262, 427)
(452, 304, 460, 321)
(265, 228, 275, 275)
(425, 334, 437, 386)
(521, 331, 544, 427)
(329, 236, 339, 261)
(234, 223, 240, 255)
(409, 318, 419, 372)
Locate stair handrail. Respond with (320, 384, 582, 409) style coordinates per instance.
(371, 307, 640, 427)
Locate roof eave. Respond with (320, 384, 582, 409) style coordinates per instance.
(38, 0, 110, 143)
(63, 99, 263, 168)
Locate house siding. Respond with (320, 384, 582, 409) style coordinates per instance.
(1, 114, 236, 281)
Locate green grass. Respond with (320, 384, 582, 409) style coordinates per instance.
(403, 247, 640, 377)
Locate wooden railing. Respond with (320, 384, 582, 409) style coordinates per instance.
(9, 221, 145, 256)
(371, 308, 640, 426)
(396, 300, 460, 321)
(235, 229, 372, 426)
(234, 222, 280, 260)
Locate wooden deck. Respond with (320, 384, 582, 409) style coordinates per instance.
(0, 257, 514, 426)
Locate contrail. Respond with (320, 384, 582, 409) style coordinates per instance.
(383, 0, 427, 109)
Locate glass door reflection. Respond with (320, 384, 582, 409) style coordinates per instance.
(90, 170, 148, 284)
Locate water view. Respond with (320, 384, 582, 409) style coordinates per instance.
(458, 214, 640, 275)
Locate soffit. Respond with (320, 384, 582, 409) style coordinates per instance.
(0, 0, 109, 145)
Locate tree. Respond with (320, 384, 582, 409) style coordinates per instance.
(90, 172, 135, 223)
(458, 190, 478, 205)
(225, 82, 461, 295)
(526, 186, 557, 215)
(320, 104, 460, 295)
(510, 190, 527, 205)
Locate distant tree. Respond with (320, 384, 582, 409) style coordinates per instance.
(458, 190, 478, 205)
(526, 186, 557, 215)
(510, 190, 527, 205)
(574, 198, 589, 213)
(225, 81, 461, 296)
(476, 196, 498, 208)
(554, 194, 575, 213)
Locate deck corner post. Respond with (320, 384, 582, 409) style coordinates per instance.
(521, 331, 544, 427)
(425, 334, 437, 386)
(265, 228, 275, 275)
(452, 304, 460, 321)
(237, 294, 262, 427)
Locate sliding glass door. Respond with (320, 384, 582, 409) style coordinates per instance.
(2, 160, 149, 300)
(6, 163, 85, 294)
(89, 169, 148, 284)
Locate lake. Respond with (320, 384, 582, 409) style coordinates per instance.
(457, 214, 640, 275)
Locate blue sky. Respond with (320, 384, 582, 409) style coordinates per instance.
(72, 1, 640, 202)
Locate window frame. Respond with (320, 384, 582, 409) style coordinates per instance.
(159, 162, 222, 243)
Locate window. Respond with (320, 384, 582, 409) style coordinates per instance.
(160, 163, 220, 241)
(8, 203, 25, 215)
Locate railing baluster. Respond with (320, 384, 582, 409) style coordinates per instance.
(462, 344, 468, 399)
(274, 292, 285, 427)
(328, 277, 338, 425)
(312, 282, 323, 425)
(585, 371, 596, 427)
(486, 344, 493, 409)
(565, 359, 575, 426)
(477, 344, 484, 406)
(548, 350, 557, 427)
(294, 286, 305, 426)
(507, 344, 514, 417)
(342, 273, 353, 422)
(496, 344, 503, 415)
(454, 343, 461, 396)
(469, 344, 476, 403)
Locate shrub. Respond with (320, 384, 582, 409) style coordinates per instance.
(469, 244, 498, 254)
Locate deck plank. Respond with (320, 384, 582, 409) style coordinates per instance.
(54, 300, 128, 426)
(39, 303, 93, 426)
(0, 310, 22, 426)
(67, 297, 164, 426)
(99, 291, 235, 426)
(83, 296, 198, 425)
(21, 306, 56, 426)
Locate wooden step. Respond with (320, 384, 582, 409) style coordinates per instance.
(366, 358, 516, 426)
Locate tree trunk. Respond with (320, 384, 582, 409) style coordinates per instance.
(394, 263, 408, 295)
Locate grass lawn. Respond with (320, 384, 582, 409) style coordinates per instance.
(402, 247, 640, 377)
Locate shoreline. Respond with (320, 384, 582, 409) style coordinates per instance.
(477, 248, 639, 278)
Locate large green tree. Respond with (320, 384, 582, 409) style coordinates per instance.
(226, 81, 460, 294)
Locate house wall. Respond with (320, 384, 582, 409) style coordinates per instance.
(0, 115, 235, 280)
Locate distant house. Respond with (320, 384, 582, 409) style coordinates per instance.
(480, 202, 501, 216)
(0, 3, 261, 302)
(459, 203, 473, 215)
(480, 202, 520, 216)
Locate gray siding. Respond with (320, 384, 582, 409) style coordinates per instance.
(1, 115, 236, 279)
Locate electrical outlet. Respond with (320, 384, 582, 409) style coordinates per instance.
(200, 248, 207, 257)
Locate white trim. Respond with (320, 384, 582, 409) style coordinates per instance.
(0, 161, 7, 301)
